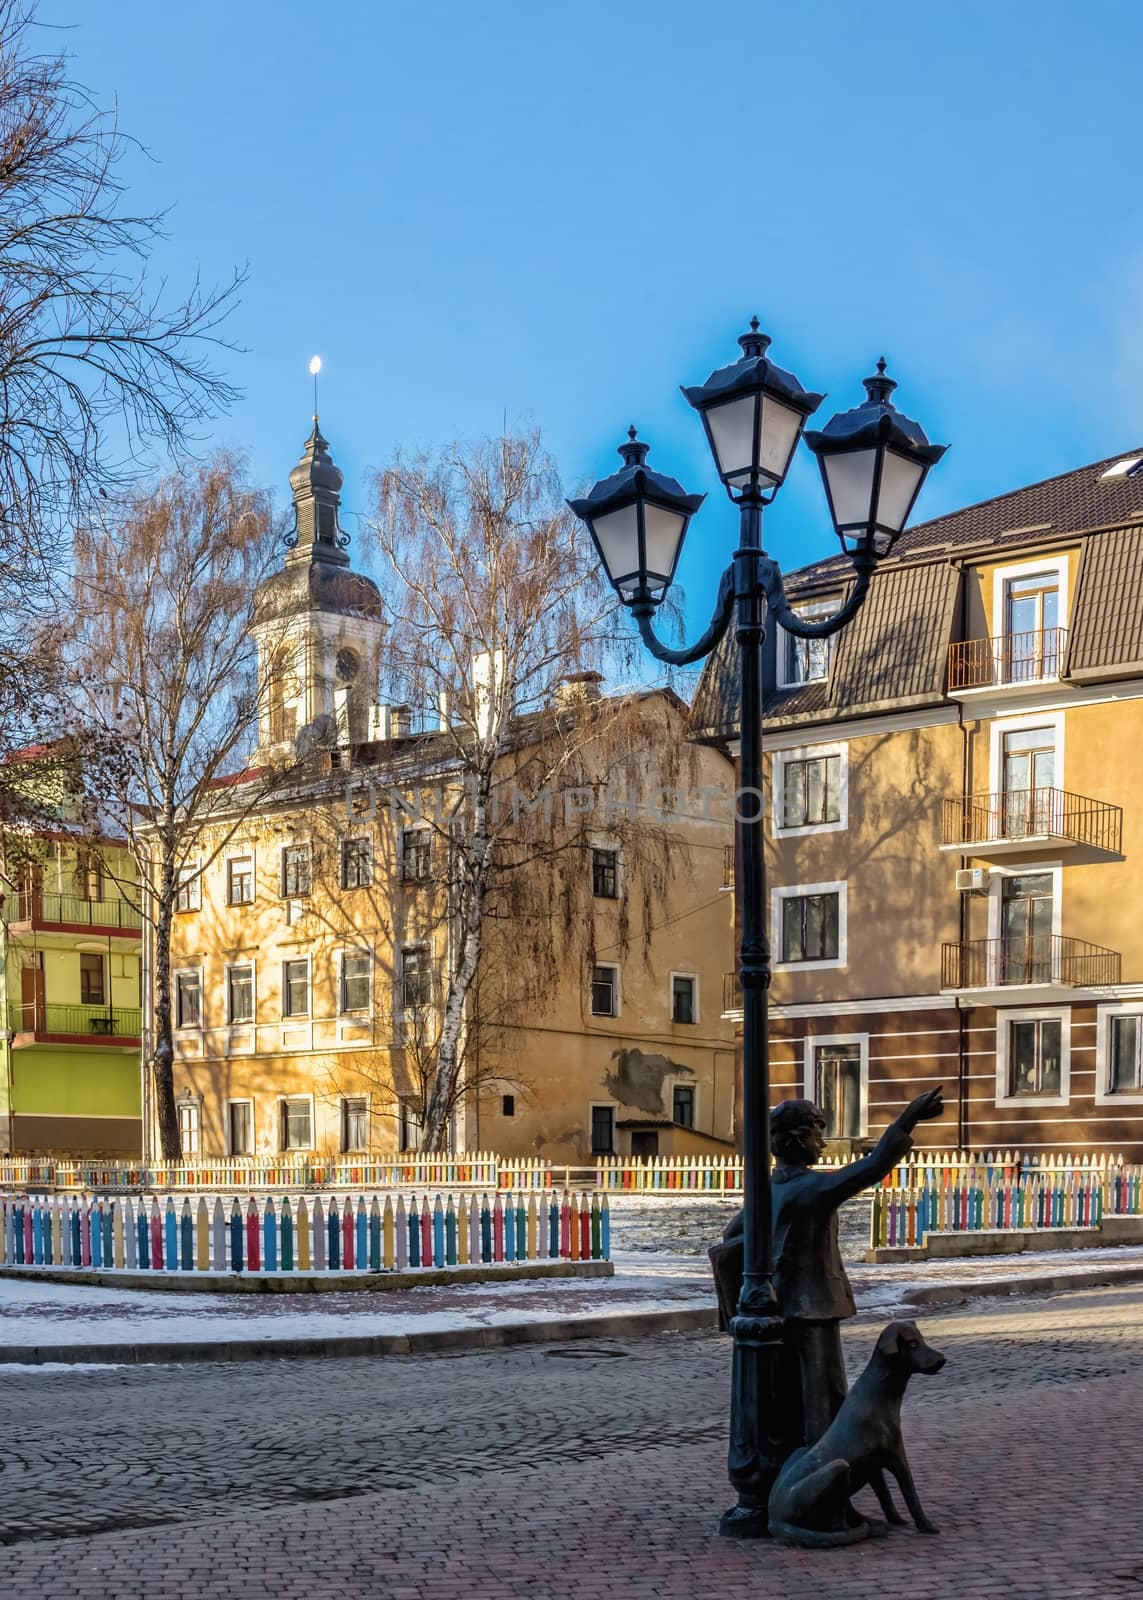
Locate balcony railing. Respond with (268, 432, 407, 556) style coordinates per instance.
(723, 970, 742, 1012)
(8, 1001, 142, 1040)
(9, 891, 142, 931)
(941, 787, 1123, 854)
(941, 935, 1121, 991)
(947, 627, 1068, 692)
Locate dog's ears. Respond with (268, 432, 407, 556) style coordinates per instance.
(876, 1319, 921, 1355)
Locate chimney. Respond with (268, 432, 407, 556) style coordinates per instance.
(554, 671, 604, 710)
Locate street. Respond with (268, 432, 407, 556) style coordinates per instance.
(0, 1282, 1141, 1598)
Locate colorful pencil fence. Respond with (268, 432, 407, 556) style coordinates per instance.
(870, 1151, 1143, 1249)
(0, 1190, 610, 1276)
(0, 1153, 504, 1195)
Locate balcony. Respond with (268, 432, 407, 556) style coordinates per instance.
(941, 787, 1123, 859)
(947, 627, 1068, 697)
(8, 1001, 142, 1045)
(8, 892, 142, 935)
(941, 935, 1120, 999)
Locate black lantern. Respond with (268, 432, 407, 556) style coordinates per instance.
(804, 359, 948, 558)
(681, 319, 824, 500)
(567, 428, 704, 606)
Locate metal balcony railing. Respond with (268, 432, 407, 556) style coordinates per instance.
(941, 935, 1120, 991)
(947, 627, 1067, 692)
(8, 1001, 143, 1039)
(10, 891, 142, 931)
(941, 787, 1123, 853)
(723, 971, 742, 1012)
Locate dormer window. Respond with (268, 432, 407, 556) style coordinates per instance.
(1003, 572, 1061, 682)
(780, 599, 837, 687)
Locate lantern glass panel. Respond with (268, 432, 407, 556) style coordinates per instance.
(590, 504, 641, 589)
(758, 396, 805, 485)
(874, 447, 925, 535)
(705, 394, 757, 486)
(822, 447, 877, 528)
(641, 503, 687, 586)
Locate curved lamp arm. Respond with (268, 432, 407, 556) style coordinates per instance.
(631, 563, 735, 666)
(761, 553, 875, 640)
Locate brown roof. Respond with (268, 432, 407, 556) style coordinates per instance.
(1068, 523, 1143, 681)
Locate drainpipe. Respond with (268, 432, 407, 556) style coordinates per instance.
(953, 559, 969, 1151)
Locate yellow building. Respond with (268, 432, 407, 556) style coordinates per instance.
(695, 447, 1143, 1159)
(158, 424, 737, 1164)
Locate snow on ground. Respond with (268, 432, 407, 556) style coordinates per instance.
(1, 1194, 1141, 1350)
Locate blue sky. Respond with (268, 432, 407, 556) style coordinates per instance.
(61, 0, 1143, 639)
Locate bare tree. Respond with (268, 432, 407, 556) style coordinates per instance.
(368, 432, 698, 1152)
(71, 452, 288, 1159)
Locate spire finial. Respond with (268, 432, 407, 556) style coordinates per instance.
(618, 426, 650, 468)
(738, 317, 772, 360)
(863, 356, 897, 406)
(309, 355, 322, 421)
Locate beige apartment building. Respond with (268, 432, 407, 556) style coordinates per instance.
(157, 422, 736, 1164)
(695, 447, 1143, 1159)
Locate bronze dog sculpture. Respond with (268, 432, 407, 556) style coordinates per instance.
(767, 1320, 946, 1546)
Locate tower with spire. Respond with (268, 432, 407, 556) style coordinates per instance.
(251, 418, 384, 757)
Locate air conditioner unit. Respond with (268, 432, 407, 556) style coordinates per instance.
(955, 867, 990, 895)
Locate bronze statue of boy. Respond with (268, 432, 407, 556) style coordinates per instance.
(711, 1087, 943, 1446)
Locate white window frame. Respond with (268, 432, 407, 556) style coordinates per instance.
(396, 945, 429, 1017)
(1095, 1003, 1143, 1105)
(340, 835, 373, 891)
(225, 1097, 255, 1156)
(590, 961, 621, 1018)
(991, 555, 1069, 655)
(340, 1093, 370, 1152)
(225, 961, 256, 1026)
(173, 966, 204, 1031)
(279, 1092, 315, 1153)
(589, 1101, 617, 1155)
(804, 1033, 869, 1139)
(226, 850, 256, 906)
(986, 860, 1063, 945)
(670, 1079, 697, 1129)
(669, 970, 699, 1025)
(339, 947, 373, 1016)
(399, 1098, 423, 1152)
(776, 599, 840, 689)
(399, 826, 432, 883)
(988, 712, 1065, 798)
(773, 741, 848, 838)
(280, 842, 312, 898)
(772, 881, 847, 973)
(995, 1006, 1071, 1108)
(591, 844, 621, 900)
(174, 860, 201, 913)
(177, 1093, 202, 1156)
(281, 954, 312, 1020)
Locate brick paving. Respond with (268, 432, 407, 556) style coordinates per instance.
(1, 1284, 1141, 1597)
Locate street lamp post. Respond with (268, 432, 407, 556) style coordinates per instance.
(569, 320, 946, 1537)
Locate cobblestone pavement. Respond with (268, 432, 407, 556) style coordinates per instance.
(1, 1283, 1141, 1598)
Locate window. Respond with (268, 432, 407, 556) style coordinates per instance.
(399, 1099, 423, 1151)
(175, 970, 202, 1029)
(1000, 727, 1057, 837)
(178, 1097, 201, 1156)
(227, 1100, 253, 1156)
(282, 959, 310, 1018)
(1108, 1015, 1143, 1095)
(672, 1084, 695, 1128)
(80, 952, 106, 1006)
(341, 1096, 368, 1152)
(175, 865, 200, 912)
(227, 856, 254, 905)
(671, 974, 696, 1025)
(1007, 1016, 1062, 1097)
(400, 947, 430, 1011)
(227, 964, 254, 1025)
(591, 963, 619, 1017)
(281, 844, 312, 897)
(590, 1104, 616, 1155)
(781, 753, 842, 829)
(74, 850, 102, 902)
(280, 1096, 312, 1151)
(400, 826, 432, 883)
(1003, 572, 1061, 682)
(780, 600, 837, 686)
(340, 837, 373, 889)
(502, 1094, 516, 1118)
(592, 848, 618, 899)
(814, 1040, 865, 1140)
(778, 889, 842, 966)
(999, 872, 1053, 983)
(340, 951, 372, 1014)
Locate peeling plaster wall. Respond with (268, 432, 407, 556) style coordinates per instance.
(604, 1047, 694, 1117)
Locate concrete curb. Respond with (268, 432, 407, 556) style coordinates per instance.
(3, 1260, 1142, 1366)
(0, 1259, 613, 1295)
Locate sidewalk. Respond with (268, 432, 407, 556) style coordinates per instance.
(3, 1242, 1143, 1364)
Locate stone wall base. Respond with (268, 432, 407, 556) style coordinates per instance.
(865, 1216, 1143, 1262)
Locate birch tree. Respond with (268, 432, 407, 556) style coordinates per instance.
(71, 453, 286, 1159)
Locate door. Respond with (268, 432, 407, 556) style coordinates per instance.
(814, 1043, 863, 1140)
(1002, 728, 1057, 837)
(631, 1131, 659, 1160)
(19, 954, 45, 1032)
(1001, 873, 1054, 983)
(19, 862, 43, 922)
(1004, 575, 1060, 682)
